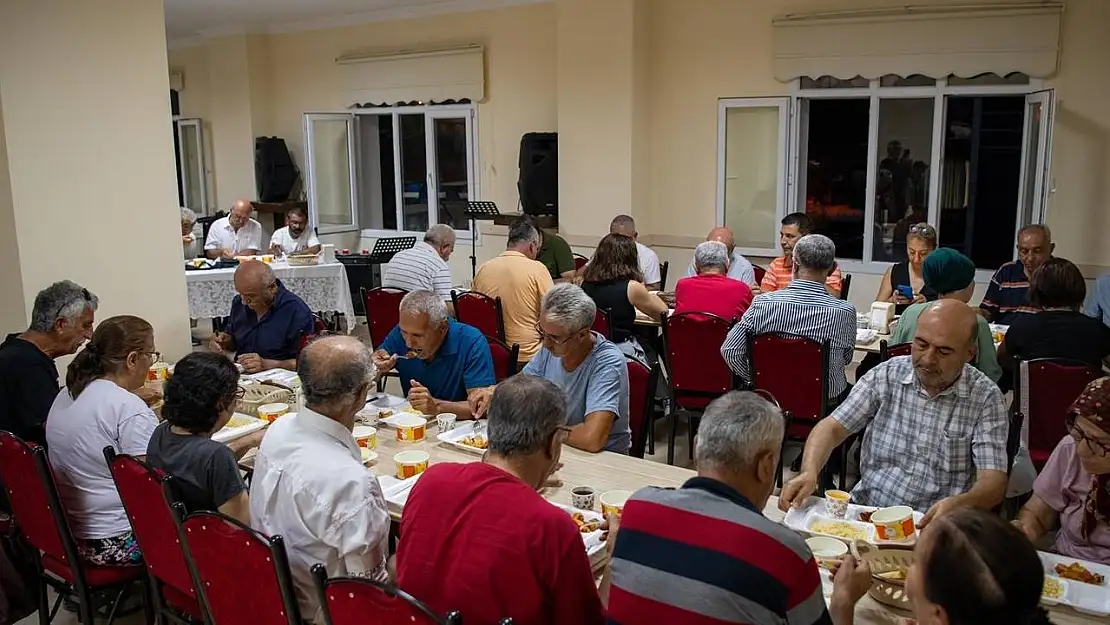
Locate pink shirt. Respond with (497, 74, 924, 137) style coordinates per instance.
(1034, 436, 1110, 564)
(674, 273, 753, 322)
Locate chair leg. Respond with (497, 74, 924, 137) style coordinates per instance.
(140, 578, 156, 625)
(667, 413, 677, 465)
(647, 411, 655, 456)
(78, 588, 96, 625)
(102, 586, 127, 625)
(37, 578, 51, 625)
(687, 415, 695, 460)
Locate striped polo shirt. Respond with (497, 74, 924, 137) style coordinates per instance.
(979, 260, 1039, 325)
(381, 242, 453, 300)
(608, 478, 831, 625)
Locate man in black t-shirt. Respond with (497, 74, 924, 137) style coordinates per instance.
(0, 281, 97, 446)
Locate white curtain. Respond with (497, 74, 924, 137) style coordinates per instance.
(337, 45, 485, 106)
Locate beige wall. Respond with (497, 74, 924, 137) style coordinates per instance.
(0, 85, 26, 332)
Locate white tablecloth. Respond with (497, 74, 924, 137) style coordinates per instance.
(185, 261, 355, 331)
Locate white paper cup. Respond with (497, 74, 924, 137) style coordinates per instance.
(600, 490, 632, 518)
(872, 505, 916, 542)
(258, 402, 290, 423)
(352, 425, 377, 450)
(806, 536, 848, 568)
(571, 486, 596, 510)
(395, 415, 427, 442)
(394, 450, 430, 479)
(824, 489, 850, 519)
(436, 413, 457, 432)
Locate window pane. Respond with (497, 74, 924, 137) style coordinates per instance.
(879, 74, 936, 87)
(180, 123, 204, 211)
(873, 98, 934, 262)
(800, 75, 870, 89)
(356, 114, 397, 231)
(722, 105, 781, 249)
(947, 72, 1030, 86)
(399, 114, 428, 232)
(432, 117, 471, 230)
(803, 99, 869, 260)
(310, 119, 353, 227)
(1018, 99, 1043, 227)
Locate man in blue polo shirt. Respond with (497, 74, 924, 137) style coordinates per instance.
(372, 290, 495, 419)
(979, 224, 1054, 325)
(211, 260, 314, 373)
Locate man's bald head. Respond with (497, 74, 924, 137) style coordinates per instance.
(610, 215, 637, 238)
(298, 335, 373, 424)
(707, 227, 736, 255)
(234, 261, 277, 313)
(229, 199, 254, 229)
(921, 299, 978, 346)
(912, 300, 979, 394)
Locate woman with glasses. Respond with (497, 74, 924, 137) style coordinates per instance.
(146, 352, 259, 525)
(1016, 377, 1110, 564)
(875, 222, 937, 313)
(581, 234, 667, 364)
(45, 315, 160, 566)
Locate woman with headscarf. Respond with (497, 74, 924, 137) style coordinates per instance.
(1016, 376, 1110, 564)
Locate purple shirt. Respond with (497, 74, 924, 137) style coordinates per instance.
(1034, 436, 1110, 564)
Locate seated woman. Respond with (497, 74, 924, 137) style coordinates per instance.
(581, 234, 667, 363)
(875, 222, 937, 314)
(146, 352, 260, 525)
(1016, 377, 1110, 564)
(46, 315, 160, 567)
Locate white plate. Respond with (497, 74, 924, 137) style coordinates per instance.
(368, 394, 408, 409)
(377, 473, 422, 507)
(552, 503, 606, 561)
(212, 413, 267, 444)
(436, 420, 488, 455)
(1038, 552, 1110, 615)
(783, 497, 924, 547)
(376, 411, 426, 429)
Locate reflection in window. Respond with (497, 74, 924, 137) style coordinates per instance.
(433, 118, 471, 230)
(399, 114, 428, 232)
(799, 75, 870, 89)
(802, 99, 869, 259)
(356, 114, 397, 231)
(873, 98, 935, 262)
(879, 74, 936, 87)
(947, 72, 1030, 86)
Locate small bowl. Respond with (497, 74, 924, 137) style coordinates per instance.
(871, 505, 916, 542)
(394, 414, 427, 442)
(258, 402, 290, 423)
(571, 486, 596, 510)
(352, 425, 377, 450)
(805, 536, 848, 568)
(600, 490, 632, 518)
(435, 412, 457, 432)
(394, 450, 429, 479)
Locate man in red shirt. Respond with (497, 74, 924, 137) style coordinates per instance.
(395, 375, 607, 625)
(674, 241, 754, 322)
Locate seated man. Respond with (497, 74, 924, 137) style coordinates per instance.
(675, 240, 753, 321)
(523, 284, 630, 453)
(372, 290, 495, 419)
(609, 215, 660, 290)
(250, 336, 390, 622)
(269, 206, 321, 257)
(780, 301, 1009, 522)
(721, 234, 856, 402)
(211, 260, 314, 373)
(608, 391, 869, 625)
(472, 218, 553, 362)
(682, 226, 756, 286)
(979, 224, 1054, 325)
(204, 199, 263, 259)
(381, 224, 455, 302)
(761, 213, 842, 296)
(396, 375, 606, 625)
(0, 281, 97, 445)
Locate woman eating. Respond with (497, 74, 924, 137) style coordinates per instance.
(46, 315, 160, 566)
(1015, 377, 1110, 564)
(146, 352, 260, 525)
(874, 222, 937, 313)
(581, 234, 667, 364)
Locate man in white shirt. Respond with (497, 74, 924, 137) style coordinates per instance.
(381, 224, 455, 300)
(204, 199, 263, 259)
(250, 335, 389, 622)
(609, 214, 660, 289)
(683, 226, 757, 286)
(269, 206, 321, 257)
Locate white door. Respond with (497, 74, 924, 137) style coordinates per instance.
(176, 118, 207, 213)
(304, 113, 358, 234)
(425, 109, 476, 232)
(1016, 90, 1055, 233)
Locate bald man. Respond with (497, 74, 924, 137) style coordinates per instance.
(780, 300, 1009, 524)
(682, 227, 757, 286)
(205, 199, 264, 259)
(211, 260, 314, 373)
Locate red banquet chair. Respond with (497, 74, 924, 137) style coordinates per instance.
(592, 308, 612, 340)
(627, 356, 660, 459)
(312, 564, 462, 625)
(1015, 358, 1104, 471)
(573, 254, 589, 271)
(0, 432, 152, 625)
(180, 511, 303, 625)
(452, 290, 506, 342)
(878, 340, 911, 362)
(362, 287, 407, 348)
(486, 336, 521, 382)
(104, 449, 205, 624)
(661, 311, 737, 465)
(752, 265, 767, 286)
(299, 314, 332, 354)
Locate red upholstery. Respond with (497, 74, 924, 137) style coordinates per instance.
(41, 554, 144, 587)
(573, 255, 588, 271)
(753, 265, 767, 285)
(1018, 359, 1104, 470)
(880, 340, 911, 360)
(363, 287, 407, 348)
(181, 511, 300, 625)
(315, 570, 453, 625)
(453, 291, 505, 342)
(592, 308, 612, 340)
(626, 357, 658, 459)
(750, 334, 829, 438)
(0, 433, 66, 563)
(485, 336, 520, 382)
(662, 312, 734, 410)
(163, 585, 204, 620)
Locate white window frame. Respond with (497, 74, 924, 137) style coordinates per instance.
(303, 112, 359, 235)
(174, 117, 208, 214)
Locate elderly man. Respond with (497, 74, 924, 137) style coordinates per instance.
(381, 224, 455, 301)
(608, 392, 870, 625)
(372, 290, 495, 419)
(781, 301, 1010, 523)
(250, 336, 389, 622)
(682, 226, 756, 286)
(472, 218, 553, 362)
(674, 241, 753, 321)
(761, 213, 842, 296)
(397, 375, 606, 625)
(609, 215, 660, 290)
(722, 234, 856, 402)
(181, 207, 200, 260)
(521, 284, 630, 453)
(979, 224, 1054, 325)
(211, 261, 314, 373)
(0, 281, 96, 445)
(204, 199, 263, 259)
(269, 206, 321, 257)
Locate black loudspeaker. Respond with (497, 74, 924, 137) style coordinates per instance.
(518, 132, 558, 216)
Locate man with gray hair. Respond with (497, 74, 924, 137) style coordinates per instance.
(674, 240, 754, 321)
(181, 207, 200, 259)
(250, 336, 390, 621)
(372, 290, 495, 419)
(722, 234, 856, 402)
(0, 280, 97, 444)
(607, 391, 872, 625)
(396, 375, 606, 624)
(609, 215, 661, 289)
(381, 224, 456, 303)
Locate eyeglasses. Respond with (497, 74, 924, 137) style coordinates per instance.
(1066, 413, 1110, 457)
(142, 350, 162, 363)
(909, 223, 936, 238)
(535, 324, 580, 347)
(234, 386, 247, 401)
(56, 288, 93, 325)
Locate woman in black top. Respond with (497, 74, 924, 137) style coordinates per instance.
(581, 234, 667, 363)
(875, 222, 938, 314)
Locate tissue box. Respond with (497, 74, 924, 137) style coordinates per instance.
(869, 302, 896, 334)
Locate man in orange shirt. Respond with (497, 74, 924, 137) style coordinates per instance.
(760, 212, 842, 297)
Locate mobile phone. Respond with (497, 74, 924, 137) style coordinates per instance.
(896, 285, 914, 299)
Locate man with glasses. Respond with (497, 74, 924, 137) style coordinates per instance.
(204, 199, 263, 260)
(979, 224, 1055, 325)
(210, 260, 313, 373)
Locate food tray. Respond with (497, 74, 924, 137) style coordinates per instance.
(357, 395, 410, 424)
(1038, 551, 1110, 615)
(783, 497, 923, 547)
(436, 420, 488, 455)
(553, 503, 607, 565)
(377, 473, 422, 508)
(212, 413, 267, 444)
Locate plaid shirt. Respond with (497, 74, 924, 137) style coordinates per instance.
(833, 356, 1009, 512)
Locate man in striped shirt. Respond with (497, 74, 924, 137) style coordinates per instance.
(721, 234, 857, 401)
(381, 225, 456, 301)
(978, 224, 1053, 325)
(607, 391, 872, 625)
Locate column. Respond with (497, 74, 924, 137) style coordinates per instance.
(205, 35, 259, 208)
(0, 89, 27, 331)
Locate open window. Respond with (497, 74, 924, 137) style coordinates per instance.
(1016, 90, 1055, 233)
(175, 118, 207, 213)
(304, 113, 358, 234)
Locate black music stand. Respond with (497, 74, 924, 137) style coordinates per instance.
(463, 201, 501, 279)
(368, 236, 416, 264)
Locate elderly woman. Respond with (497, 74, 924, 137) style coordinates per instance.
(674, 240, 753, 321)
(1016, 377, 1110, 564)
(876, 222, 937, 313)
(581, 234, 667, 363)
(182, 206, 200, 260)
